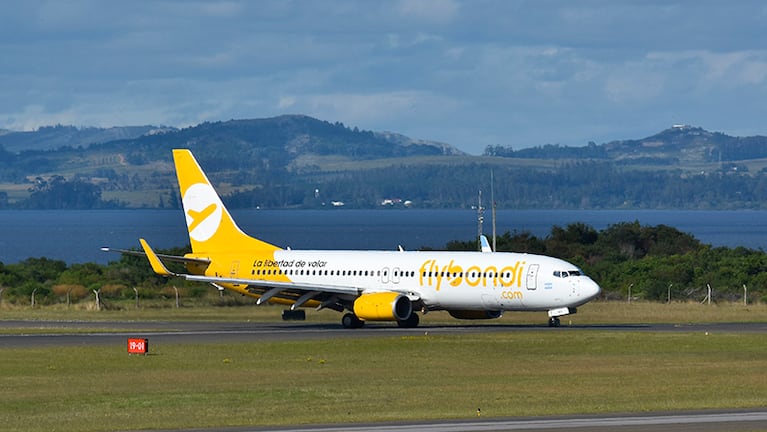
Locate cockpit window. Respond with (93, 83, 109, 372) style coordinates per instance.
(554, 269, 584, 278)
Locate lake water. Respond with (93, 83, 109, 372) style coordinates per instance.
(0, 209, 765, 264)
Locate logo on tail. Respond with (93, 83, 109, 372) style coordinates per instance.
(182, 183, 223, 242)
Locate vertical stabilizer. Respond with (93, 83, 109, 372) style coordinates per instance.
(172, 149, 279, 254)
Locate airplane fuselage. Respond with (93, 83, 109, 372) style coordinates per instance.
(194, 248, 600, 313)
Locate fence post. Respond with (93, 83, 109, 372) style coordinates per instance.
(743, 284, 747, 306)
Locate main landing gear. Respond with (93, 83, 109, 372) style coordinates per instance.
(397, 313, 420, 328)
(341, 313, 420, 329)
(342, 313, 364, 329)
(548, 317, 561, 327)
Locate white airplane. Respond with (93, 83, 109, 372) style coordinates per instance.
(105, 149, 601, 328)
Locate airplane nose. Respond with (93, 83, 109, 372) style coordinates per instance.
(586, 278, 601, 299)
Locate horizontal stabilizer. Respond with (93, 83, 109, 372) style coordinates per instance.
(101, 246, 210, 266)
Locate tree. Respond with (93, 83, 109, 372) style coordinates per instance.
(24, 176, 104, 209)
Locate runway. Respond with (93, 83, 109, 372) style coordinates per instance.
(2, 320, 767, 348)
(3, 320, 767, 432)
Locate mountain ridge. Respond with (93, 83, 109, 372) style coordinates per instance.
(1, 117, 766, 210)
(4, 118, 767, 166)
(0, 124, 177, 153)
(489, 125, 767, 165)
(0, 115, 464, 158)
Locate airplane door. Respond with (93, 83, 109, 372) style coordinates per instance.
(392, 267, 401, 284)
(381, 267, 390, 284)
(526, 264, 539, 290)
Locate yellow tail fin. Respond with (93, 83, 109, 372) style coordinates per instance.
(172, 149, 280, 254)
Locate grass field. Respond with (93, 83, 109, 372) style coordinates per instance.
(1, 301, 766, 431)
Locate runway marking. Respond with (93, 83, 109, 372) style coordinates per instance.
(244, 411, 767, 431)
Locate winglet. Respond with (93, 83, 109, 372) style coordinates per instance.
(139, 238, 175, 277)
(480, 235, 493, 253)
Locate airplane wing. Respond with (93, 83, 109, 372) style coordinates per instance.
(186, 274, 361, 300)
(133, 238, 362, 311)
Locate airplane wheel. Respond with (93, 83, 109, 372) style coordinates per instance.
(342, 313, 364, 329)
(397, 313, 420, 328)
(548, 317, 561, 327)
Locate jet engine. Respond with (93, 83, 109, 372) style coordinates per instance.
(353, 292, 412, 321)
(448, 310, 503, 320)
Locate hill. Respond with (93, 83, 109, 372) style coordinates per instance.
(487, 125, 767, 168)
(604, 125, 767, 164)
(1, 118, 766, 210)
(0, 115, 469, 209)
(0, 116, 461, 157)
(0, 125, 175, 153)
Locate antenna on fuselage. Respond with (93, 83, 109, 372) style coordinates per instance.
(477, 190, 484, 251)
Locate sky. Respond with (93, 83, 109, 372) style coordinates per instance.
(1, 0, 766, 155)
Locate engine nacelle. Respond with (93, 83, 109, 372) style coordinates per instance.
(353, 292, 412, 321)
(448, 310, 503, 320)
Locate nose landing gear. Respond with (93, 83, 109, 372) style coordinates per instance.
(547, 307, 576, 327)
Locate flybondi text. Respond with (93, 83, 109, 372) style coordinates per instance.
(418, 259, 526, 291)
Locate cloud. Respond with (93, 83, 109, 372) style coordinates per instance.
(396, 0, 460, 23)
(277, 96, 297, 110)
(2, 1, 767, 153)
(643, 50, 767, 90)
(697, 51, 767, 86)
(197, 1, 244, 17)
(284, 91, 460, 127)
